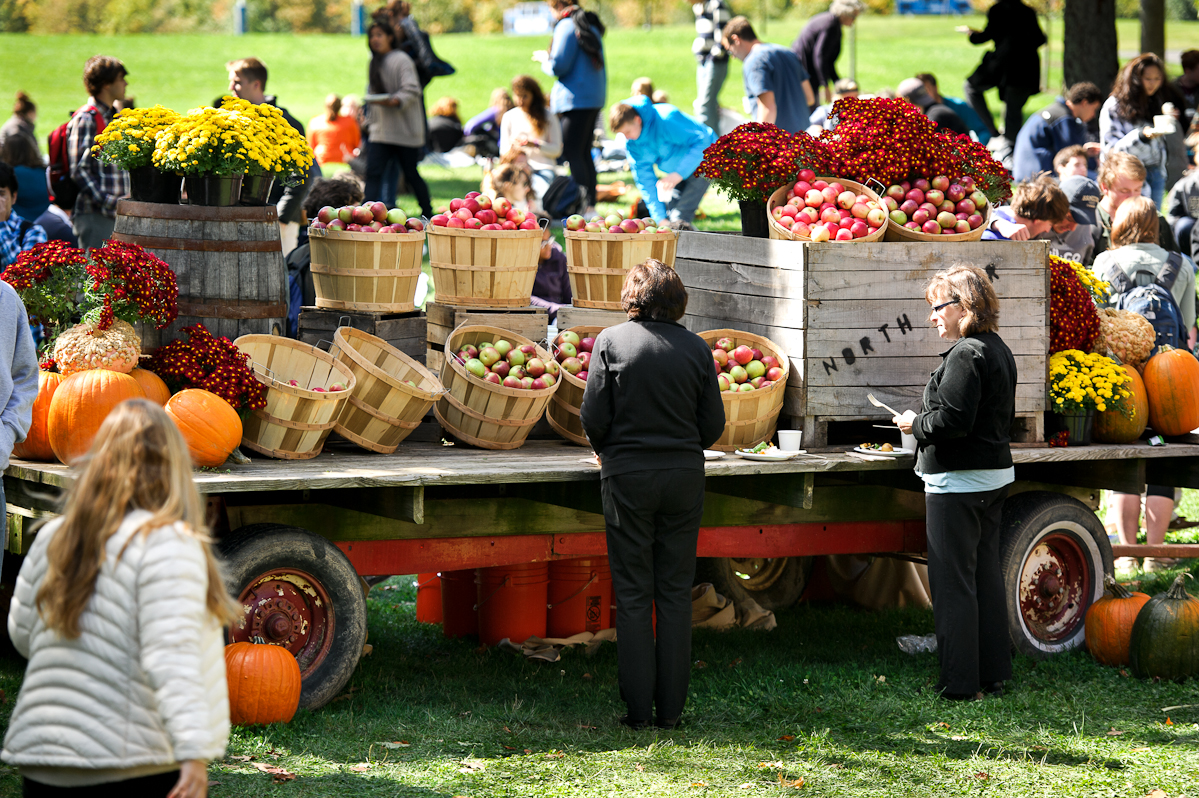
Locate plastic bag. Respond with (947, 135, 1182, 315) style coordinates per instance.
(896, 633, 937, 655)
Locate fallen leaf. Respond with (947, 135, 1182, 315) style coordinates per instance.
(577, 724, 597, 730)
(350, 763, 372, 772)
(458, 758, 486, 774)
(545, 751, 565, 759)
(691, 781, 708, 787)
(740, 784, 754, 789)
(228, 755, 254, 762)
(950, 735, 968, 741)
(875, 675, 886, 683)
(250, 762, 295, 784)
(332, 686, 361, 703)
(1166, 718, 1174, 726)
(503, 745, 517, 750)
(207, 781, 222, 787)
(524, 749, 532, 754)
(1120, 669, 1131, 677)
(934, 722, 950, 729)
(694, 661, 707, 669)
(1131, 747, 1152, 752)
(1031, 746, 1048, 752)
(0, 689, 6, 705)
(1106, 728, 1125, 736)
(582, 672, 592, 680)
(759, 761, 785, 769)
(503, 726, 512, 733)
(777, 735, 795, 742)
(975, 772, 990, 780)
(361, 644, 373, 656)
(635, 764, 645, 772)
(729, 658, 743, 668)
(813, 707, 823, 713)
(1142, 790, 1169, 798)
(377, 741, 409, 749)
(777, 773, 804, 788)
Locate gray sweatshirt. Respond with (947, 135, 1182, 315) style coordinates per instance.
(366, 49, 426, 148)
(0, 282, 39, 468)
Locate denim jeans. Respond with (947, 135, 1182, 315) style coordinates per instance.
(696, 57, 728, 135)
(658, 176, 710, 224)
(1145, 165, 1166, 209)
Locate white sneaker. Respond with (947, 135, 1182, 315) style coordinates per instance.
(1113, 556, 1139, 576)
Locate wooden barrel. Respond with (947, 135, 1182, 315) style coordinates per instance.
(112, 200, 288, 349)
(698, 328, 789, 452)
(563, 230, 677, 310)
(546, 325, 606, 446)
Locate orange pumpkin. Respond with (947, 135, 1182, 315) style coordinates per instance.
(129, 367, 171, 406)
(1143, 345, 1199, 436)
(1084, 575, 1151, 666)
(14, 371, 65, 461)
(46, 370, 146, 464)
(1093, 365, 1149, 444)
(225, 637, 301, 726)
(164, 389, 243, 467)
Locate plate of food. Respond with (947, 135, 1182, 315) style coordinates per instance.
(734, 442, 802, 461)
(853, 443, 913, 457)
(703, 449, 725, 460)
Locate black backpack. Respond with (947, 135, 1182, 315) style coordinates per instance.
(541, 174, 586, 221)
(1104, 251, 1190, 355)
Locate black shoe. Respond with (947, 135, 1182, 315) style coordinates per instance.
(656, 716, 682, 730)
(983, 681, 1005, 697)
(940, 690, 984, 702)
(619, 714, 652, 730)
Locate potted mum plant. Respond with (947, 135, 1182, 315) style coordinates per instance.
(92, 105, 182, 204)
(219, 96, 313, 206)
(153, 105, 255, 206)
(1048, 349, 1134, 445)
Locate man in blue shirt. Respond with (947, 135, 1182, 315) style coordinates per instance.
(722, 17, 814, 134)
(609, 96, 716, 225)
(0, 164, 47, 272)
(1011, 83, 1103, 183)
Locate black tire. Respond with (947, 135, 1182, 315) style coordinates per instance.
(219, 524, 368, 709)
(999, 491, 1111, 659)
(695, 556, 813, 611)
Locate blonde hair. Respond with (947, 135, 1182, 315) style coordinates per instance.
(651, 89, 669, 104)
(1111, 196, 1159, 246)
(924, 263, 1001, 336)
(631, 77, 654, 97)
(490, 87, 514, 116)
(1098, 151, 1147, 189)
(36, 400, 238, 637)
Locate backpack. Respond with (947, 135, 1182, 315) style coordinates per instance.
(46, 105, 105, 209)
(541, 174, 586, 221)
(1104, 251, 1190, 355)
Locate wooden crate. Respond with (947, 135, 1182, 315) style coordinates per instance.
(555, 305, 628, 330)
(425, 302, 548, 376)
(298, 307, 426, 364)
(675, 232, 1049, 448)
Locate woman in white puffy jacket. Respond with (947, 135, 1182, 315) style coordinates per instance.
(1098, 53, 1171, 206)
(2, 399, 239, 797)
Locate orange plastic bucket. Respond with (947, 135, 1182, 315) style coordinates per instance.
(548, 557, 613, 638)
(476, 562, 549, 646)
(416, 572, 443, 624)
(440, 569, 478, 638)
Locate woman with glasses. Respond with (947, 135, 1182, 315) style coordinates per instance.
(893, 264, 1017, 702)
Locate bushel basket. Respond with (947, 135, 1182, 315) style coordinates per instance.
(563, 230, 678, 310)
(309, 227, 426, 312)
(546, 325, 606, 446)
(767, 178, 887, 243)
(882, 200, 992, 242)
(699, 328, 789, 452)
(331, 327, 444, 453)
(428, 226, 542, 307)
(435, 324, 560, 449)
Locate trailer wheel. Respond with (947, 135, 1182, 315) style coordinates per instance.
(695, 556, 813, 611)
(999, 491, 1111, 659)
(219, 524, 367, 709)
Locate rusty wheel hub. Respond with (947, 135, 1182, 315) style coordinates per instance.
(1018, 529, 1092, 643)
(230, 568, 334, 677)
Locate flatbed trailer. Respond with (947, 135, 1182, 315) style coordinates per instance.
(7, 437, 1199, 707)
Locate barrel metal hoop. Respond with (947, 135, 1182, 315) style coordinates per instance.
(111, 232, 282, 253)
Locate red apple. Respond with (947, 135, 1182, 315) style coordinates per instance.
(520, 377, 535, 389)
(447, 217, 465, 228)
(519, 219, 538, 230)
(317, 206, 337, 223)
(835, 228, 854, 241)
(406, 218, 424, 232)
(502, 376, 522, 389)
(531, 377, 548, 390)
(577, 351, 590, 370)
(449, 198, 464, 212)
(463, 198, 481, 214)
(484, 371, 502, 384)
(476, 209, 498, 225)
(465, 218, 484, 230)
(490, 361, 510, 379)
(921, 220, 942, 235)
(493, 197, 512, 216)
(502, 220, 519, 230)
(525, 357, 546, 377)
(766, 366, 784, 381)
(475, 194, 492, 211)
(732, 345, 753, 365)
(431, 214, 450, 227)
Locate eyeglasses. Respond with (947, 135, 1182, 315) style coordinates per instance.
(931, 299, 960, 313)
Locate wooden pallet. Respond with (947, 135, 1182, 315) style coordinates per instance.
(555, 305, 628, 331)
(425, 301, 549, 376)
(297, 307, 426, 364)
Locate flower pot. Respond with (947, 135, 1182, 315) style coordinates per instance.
(128, 165, 181, 204)
(1051, 409, 1095, 446)
(239, 174, 275, 206)
(185, 174, 243, 207)
(739, 200, 769, 238)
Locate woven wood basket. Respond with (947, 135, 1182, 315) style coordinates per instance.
(699, 328, 789, 452)
(766, 178, 888, 242)
(331, 327, 444, 453)
(427, 226, 542, 307)
(434, 324, 559, 450)
(235, 334, 356, 460)
(545, 325, 606, 446)
(882, 201, 992, 242)
(563, 230, 678, 310)
(309, 227, 425, 312)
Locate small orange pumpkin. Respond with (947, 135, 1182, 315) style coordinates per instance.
(129, 367, 171, 406)
(1093, 365, 1149, 444)
(225, 637, 301, 726)
(14, 371, 66, 461)
(1143, 345, 1199, 436)
(164, 389, 243, 467)
(1084, 574, 1151, 666)
(46, 370, 146, 464)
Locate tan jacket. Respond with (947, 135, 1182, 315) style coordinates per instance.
(367, 49, 426, 148)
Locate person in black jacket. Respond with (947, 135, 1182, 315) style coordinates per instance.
(894, 264, 1017, 702)
(579, 259, 725, 730)
(958, 0, 1046, 140)
(790, 0, 865, 106)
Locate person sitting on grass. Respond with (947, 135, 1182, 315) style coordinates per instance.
(1053, 144, 1089, 180)
(1164, 137, 1199, 259)
(1033, 175, 1100, 264)
(530, 224, 571, 323)
(0, 163, 47, 272)
(981, 173, 1069, 241)
(285, 176, 365, 337)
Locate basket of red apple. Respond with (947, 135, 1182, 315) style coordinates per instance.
(308, 201, 426, 313)
(880, 175, 992, 242)
(702, 329, 789, 452)
(562, 212, 677, 311)
(434, 324, 562, 450)
(428, 193, 543, 308)
(330, 326, 445, 454)
(766, 171, 888, 243)
(545, 326, 602, 446)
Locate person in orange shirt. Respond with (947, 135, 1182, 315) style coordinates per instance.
(308, 93, 361, 166)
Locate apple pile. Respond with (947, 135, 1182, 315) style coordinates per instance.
(712, 337, 783, 393)
(882, 175, 989, 235)
(310, 202, 424, 234)
(564, 210, 672, 235)
(456, 338, 560, 389)
(551, 329, 595, 382)
(286, 379, 349, 392)
(777, 169, 887, 242)
(430, 192, 539, 231)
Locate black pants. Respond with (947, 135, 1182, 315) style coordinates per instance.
(962, 78, 1033, 140)
(25, 770, 179, 796)
(363, 140, 433, 218)
(558, 108, 600, 207)
(602, 468, 705, 723)
(925, 485, 1012, 695)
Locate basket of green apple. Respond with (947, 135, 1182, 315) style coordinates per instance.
(562, 212, 677, 310)
(308, 201, 426, 312)
(880, 174, 992, 242)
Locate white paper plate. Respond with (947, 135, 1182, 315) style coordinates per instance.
(363, 93, 391, 102)
(853, 447, 913, 457)
(734, 449, 800, 461)
(703, 450, 725, 460)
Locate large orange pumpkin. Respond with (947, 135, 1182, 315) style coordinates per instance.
(1093, 365, 1149, 444)
(1084, 575, 1151, 666)
(129, 367, 171, 406)
(1143, 345, 1199, 436)
(46, 370, 146, 464)
(164, 389, 242, 467)
(14, 371, 65, 461)
(225, 637, 301, 726)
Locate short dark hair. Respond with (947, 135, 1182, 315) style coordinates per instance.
(0, 163, 17, 195)
(1182, 49, 1199, 72)
(914, 72, 938, 88)
(722, 16, 757, 46)
(1065, 82, 1103, 106)
(0, 134, 42, 170)
(303, 176, 365, 218)
(1053, 144, 1087, 171)
(226, 57, 268, 90)
(83, 55, 126, 98)
(608, 103, 639, 132)
(1010, 173, 1070, 223)
(621, 259, 687, 321)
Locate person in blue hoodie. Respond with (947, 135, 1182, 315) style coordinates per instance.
(1011, 83, 1104, 183)
(609, 96, 716, 225)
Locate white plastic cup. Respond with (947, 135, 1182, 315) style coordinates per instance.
(901, 431, 916, 452)
(1153, 114, 1178, 135)
(777, 430, 802, 452)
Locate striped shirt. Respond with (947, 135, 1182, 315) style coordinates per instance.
(0, 213, 48, 270)
(66, 99, 129, 218)
(693, 0, 732, 63)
